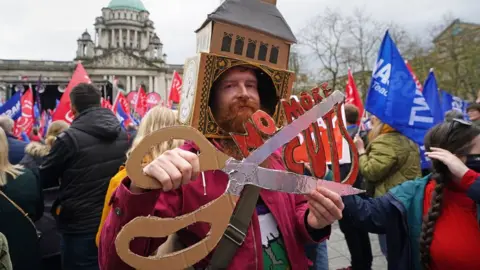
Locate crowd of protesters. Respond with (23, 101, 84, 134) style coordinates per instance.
(0, 79, 479, 270)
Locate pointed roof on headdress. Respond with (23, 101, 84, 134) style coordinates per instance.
(196, 0, 297, 43)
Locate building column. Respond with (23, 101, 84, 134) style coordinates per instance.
(103, 75, 108, 80)
(134, 31, 138, 49)
(111, 29, 115, 48)
(132, 76, 137, 91)
(154, 76, 160, 94)
(98, 28, 102, 47)
(146, 31, 150, 47)
(127, 29, 130, 48)
(119, 29, 123, 48)
(148, 76, 153, 92)
(111, 75, 118, 102)
(159, 72, 167, 101)
(126, 76, 131, 92)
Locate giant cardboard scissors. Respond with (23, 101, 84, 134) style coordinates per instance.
(115, 90, 363, 270)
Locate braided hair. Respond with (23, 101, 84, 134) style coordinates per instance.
(419, 120, 480, 269)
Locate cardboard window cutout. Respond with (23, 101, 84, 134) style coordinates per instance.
(246, 39, 257, 59)
(234, 35, 245, 55)
(269, 45, 279, 64)
(221, 33, 233, 52)
(258, 42, 268, 61)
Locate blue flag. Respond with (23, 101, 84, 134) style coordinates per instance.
(116, 102, 130, 128)
(423, 70, 444, 124)
(0, 91, 22, 120)
(43, 113, 52, 137)
(366, 31, 434, 169)
(34, 103, 40, 119)
(440, 90, 469, 120)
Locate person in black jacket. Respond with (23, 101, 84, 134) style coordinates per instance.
(0, 128, 43, 270)
(336, 104, 373, 270)
(39, 83, 129, 270)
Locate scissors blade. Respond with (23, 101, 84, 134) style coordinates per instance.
(243, 90, 345, 166)
(224, 160, 364, 197)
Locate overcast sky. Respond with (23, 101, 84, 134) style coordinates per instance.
(0, 0, 478, 65)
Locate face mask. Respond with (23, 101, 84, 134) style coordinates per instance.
(465, 154, 480, 172)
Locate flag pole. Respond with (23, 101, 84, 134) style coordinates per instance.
(356, 110, 368, 137)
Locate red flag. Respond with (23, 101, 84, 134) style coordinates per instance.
(14, 88, 35, 136)
(126, 91, 137, 109)
(52, 63, 91, 124)
(101, 98, 113, 111)
(405, 60, 423, 92)
(345, 68, 364, 125)
(113, 92, 132, 114)
(146, 92, 162, 110)
(168, 71, 182, 105)
(135, 87, 147, 117)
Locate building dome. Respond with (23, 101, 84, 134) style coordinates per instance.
(107, 0, 147, 11)
(81, 30, 92, 40)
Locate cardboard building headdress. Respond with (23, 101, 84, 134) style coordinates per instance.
(177, 0, 296, 138)
(113, 2, 363, 269)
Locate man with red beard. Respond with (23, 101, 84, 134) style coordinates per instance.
(98, 66, 344, 270)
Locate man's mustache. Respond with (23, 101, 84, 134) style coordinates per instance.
(229, 99, 258, 112)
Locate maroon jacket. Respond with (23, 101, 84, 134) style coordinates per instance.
(98, 142, 331, 269)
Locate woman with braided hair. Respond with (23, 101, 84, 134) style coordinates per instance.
(341, 119, 480, 270)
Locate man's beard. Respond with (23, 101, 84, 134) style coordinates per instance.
(215, 98, 259, 134)
(213, 99, 273, 167)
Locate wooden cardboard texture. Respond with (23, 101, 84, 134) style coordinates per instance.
(125, 126, 230, 190)
(115, 193, 237, 270)
(118, 125, 237, 270)
(177, 52, 295, 139)
(209, 21, 291, 70)
(195, 0, 296, 70)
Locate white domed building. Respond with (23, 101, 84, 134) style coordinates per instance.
(0, 0, 181, 108)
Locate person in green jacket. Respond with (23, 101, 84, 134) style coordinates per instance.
(353, 115, 422, 258)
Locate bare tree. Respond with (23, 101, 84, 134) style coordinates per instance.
(387, 23, 420, 58)
(289, 45, 314, 93)
(289, 45, 302, 75)
(343, 8, 384, 97)
(298, 8, 349, 90)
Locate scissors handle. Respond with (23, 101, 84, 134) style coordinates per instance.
(115, 193, 238, 270)
(126, 126, 230, 190)
(118, 125, 236, 269)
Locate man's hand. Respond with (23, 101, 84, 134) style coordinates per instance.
(306, 187, 344, 229)
(131, 148, 200, 192)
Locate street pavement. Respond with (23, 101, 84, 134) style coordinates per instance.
(327, 222, 388, 270)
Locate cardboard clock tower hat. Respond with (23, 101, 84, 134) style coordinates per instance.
(178, 0, 297, 138)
